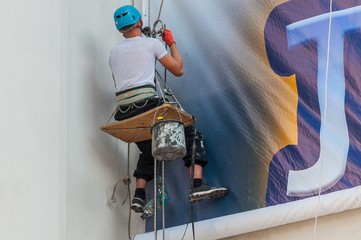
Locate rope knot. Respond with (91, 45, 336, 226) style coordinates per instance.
(110, 176, 132, 205)
(123, 176, 131, 185)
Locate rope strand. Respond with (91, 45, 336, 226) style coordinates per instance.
(313, 1, 333, 239)
(156, 0, 165, 22)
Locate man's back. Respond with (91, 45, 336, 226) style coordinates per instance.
(109, 36, 167, 91)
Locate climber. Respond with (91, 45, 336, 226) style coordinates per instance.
(109, 5, 228, 213)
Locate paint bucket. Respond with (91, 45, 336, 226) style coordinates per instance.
(151, 120, 186, 161)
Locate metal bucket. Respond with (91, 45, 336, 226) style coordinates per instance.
(151, 120, 186, 161)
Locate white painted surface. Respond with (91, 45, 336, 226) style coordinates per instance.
(0, 0, 144, 239)
(1, 0, 64, 239)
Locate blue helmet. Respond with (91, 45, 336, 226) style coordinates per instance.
(114, 5, 141, 31)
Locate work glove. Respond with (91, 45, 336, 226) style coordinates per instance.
(162, 29, 175, 46)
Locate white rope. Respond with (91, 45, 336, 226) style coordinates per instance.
(148, 0, 151, 26)
(154, 157, 158, 240)
(110, 143, 133, 240)
(149, 2, 166, 238)
(156, 0, 165, 23)
(313, 1, 333, 239)
(147, 0, 165, 24)
(162, 161, 166, 240)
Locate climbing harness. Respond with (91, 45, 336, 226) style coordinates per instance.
(116, 85, 157, 107)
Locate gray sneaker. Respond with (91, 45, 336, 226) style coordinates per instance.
(189, 184, 228, 203)
(131, 197, 146, 213)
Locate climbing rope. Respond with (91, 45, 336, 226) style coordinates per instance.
(153, 154, 158, 240)
(111, 143, 132, 240)
(156, 0, 164, 24)
(142, 0, 166, 38)
(313, 0, 333, 239)
(144, 2, 178, 239)
(155, 69, 184, 110)
(147, 2, 197, 239)
(161, 161, 166, 240)
(147, 0, 165, 27)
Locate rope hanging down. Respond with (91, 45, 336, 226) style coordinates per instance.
(314, 1, 333, 240)
(145, 3, 196, 239)
(141, 0, 184, 109)
(144, 2, 191, 240)
(142, 0, 166, 38)
(148, 0, 165, 27)
(111, 143, 132, 240)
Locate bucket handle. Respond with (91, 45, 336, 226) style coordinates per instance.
(152, 104, 183, 126)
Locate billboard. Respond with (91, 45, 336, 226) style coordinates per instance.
(134, 0, 361, 238)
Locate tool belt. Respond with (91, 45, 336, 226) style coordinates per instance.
(116, 85, 157, 107)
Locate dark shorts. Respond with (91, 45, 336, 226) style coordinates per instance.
(114, 97, 208, 182)
(114, 97, 163, 121)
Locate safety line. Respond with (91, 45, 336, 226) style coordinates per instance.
(127, 143, 132, 240)
(313, 0, 333, 239)
(146, 0, 165, 26)
(148, 0, 151, 26)
(110, 143, 132, 240)
(154, 156, 158, 240)
(156, 0, 165, 23)
(162, 161, 166, 240)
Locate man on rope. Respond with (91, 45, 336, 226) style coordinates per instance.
(109, 5, 228, 213)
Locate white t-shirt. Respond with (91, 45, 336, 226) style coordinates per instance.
(109, 36, 168, 92)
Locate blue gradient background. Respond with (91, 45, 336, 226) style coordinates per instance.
(142, 0, 361, 230)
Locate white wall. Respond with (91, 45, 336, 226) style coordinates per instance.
(0, 0, 144, 239)
(65, 0, 146, 239)
(1, 0, 64, 239)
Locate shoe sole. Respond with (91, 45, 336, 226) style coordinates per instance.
(131, 203, 144, 213)
(189, 187, 228, 203)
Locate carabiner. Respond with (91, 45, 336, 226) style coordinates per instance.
(152, 20, 165, 37)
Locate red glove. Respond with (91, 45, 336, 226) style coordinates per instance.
(162, 29, 175, 46)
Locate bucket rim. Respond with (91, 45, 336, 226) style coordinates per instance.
(151, 120, 185, 129)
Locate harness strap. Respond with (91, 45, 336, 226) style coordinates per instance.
(116, 85, 157, 107)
